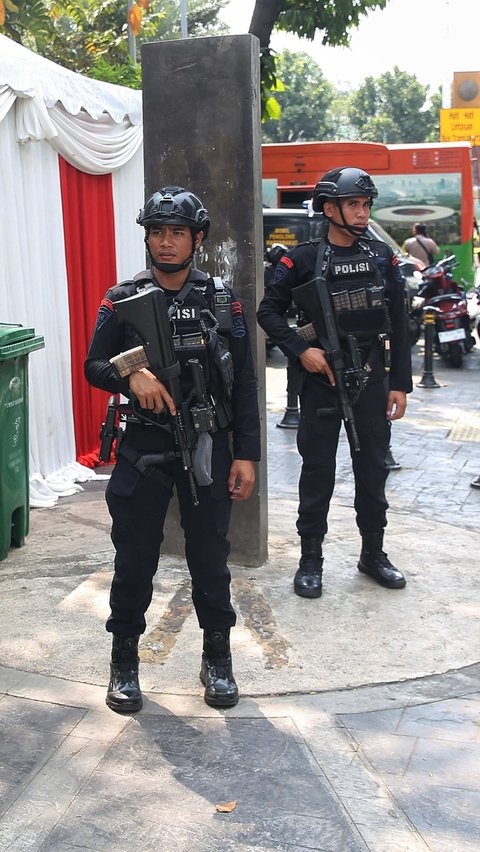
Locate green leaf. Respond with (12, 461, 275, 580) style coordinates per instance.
(264, 96, 282, 120)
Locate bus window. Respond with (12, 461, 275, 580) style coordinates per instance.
(371, 172, 462, 266)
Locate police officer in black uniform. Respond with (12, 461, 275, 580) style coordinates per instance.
(257, 167, 412, 598)
(85, 186, 260, 712)
(264, 243, 289, 289)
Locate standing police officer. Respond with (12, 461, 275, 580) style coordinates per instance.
(85, 186, 260, 712)
(257, 167, 412, 598)
(264, 243, 289, 289)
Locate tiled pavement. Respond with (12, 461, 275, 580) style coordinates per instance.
(0, 336, 479, 850)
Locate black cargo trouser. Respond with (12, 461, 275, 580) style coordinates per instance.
(105, 429, 235, 636)
(296, 377, 390, 539)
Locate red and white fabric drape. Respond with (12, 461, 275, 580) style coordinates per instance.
(59, 159, 118, 465)
(0, 35, 145, 477)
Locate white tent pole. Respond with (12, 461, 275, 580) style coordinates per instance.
(127, 0, 137, 62)
(180, 0, 188, 38)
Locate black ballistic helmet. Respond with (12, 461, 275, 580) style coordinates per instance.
(266, 243, 288, 265)
(312, 167, 378, 213)
(137, 186, 210, 240)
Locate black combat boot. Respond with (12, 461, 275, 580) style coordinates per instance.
(358, 531, 406, 589)
(200, 628, 239, 708)
(293, 536, 323, 598)
(106, 635, 143, 714)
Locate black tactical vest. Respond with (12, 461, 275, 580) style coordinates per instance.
(130, 270, 233, 405)
(326, 250, 390, 341)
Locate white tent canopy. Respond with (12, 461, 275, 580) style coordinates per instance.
(0, 35, 145, 479)
(0, 34, 143, 173)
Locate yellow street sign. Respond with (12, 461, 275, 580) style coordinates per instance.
(440, 108, 480, 144)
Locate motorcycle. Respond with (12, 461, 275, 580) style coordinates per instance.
(467, 278, 480, 340)
(415, 255, 475, 368)
(405, 274, 424, 346)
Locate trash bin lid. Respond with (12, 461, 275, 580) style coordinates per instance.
(0, 325, 44, 360)
(0, 335, 45, 360)
(0, 324, 36, 345)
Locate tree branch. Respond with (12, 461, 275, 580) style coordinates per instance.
(248, 0, 282, 48)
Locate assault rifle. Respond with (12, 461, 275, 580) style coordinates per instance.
(110, 287, 205, 506)
(292, 276, 369, 453)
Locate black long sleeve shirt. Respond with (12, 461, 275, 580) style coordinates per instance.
(257, 237, 413, 393)
(85, 270, 261, 461)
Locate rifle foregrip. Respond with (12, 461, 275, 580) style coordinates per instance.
(110, 346, 150, 378)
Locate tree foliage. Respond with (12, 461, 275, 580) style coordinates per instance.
(1, 0, 228, 87)
(262, 50, 334, 142)
(259, 49, 440, 145)
(1, 0, 442, 146)
(248, 0, 388, 120)
(0, 0, 52, 50)
(250, 0, 388, 48)
(349, 67, 440, 143)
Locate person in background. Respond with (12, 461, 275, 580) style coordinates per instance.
(403, 223, 439, 267)
(264, 243, 289, 288)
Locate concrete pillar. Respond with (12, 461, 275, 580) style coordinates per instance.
(141, 34, 267, 567)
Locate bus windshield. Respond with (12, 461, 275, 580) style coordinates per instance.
(262, 141, 476, 283)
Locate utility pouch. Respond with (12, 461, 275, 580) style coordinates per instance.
(212, 277, 233, 332)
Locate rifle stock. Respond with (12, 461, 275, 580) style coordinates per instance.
(293, 276, 361, 452)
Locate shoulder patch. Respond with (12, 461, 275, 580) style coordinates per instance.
(280, 256, 294, 269)
(273, 262, 290, 285)
(95, 300, 114, 331)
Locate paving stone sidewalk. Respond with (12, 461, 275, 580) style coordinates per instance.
(0, 339, 479, 851)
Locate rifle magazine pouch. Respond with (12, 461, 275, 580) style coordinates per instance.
(192, 432, 213, 486)
(328, 254, 389, 339)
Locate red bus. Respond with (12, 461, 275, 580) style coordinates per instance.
(262, 141, 476, 283)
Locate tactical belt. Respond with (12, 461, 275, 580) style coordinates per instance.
(123, 399, 232, 432)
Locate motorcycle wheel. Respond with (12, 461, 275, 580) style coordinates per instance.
(449, 342, 463, 368)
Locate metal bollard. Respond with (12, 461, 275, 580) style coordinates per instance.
(417, 306, 440, 388)
(277, 363, 300, 429)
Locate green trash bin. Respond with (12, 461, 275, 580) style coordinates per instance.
(0, 323, 45, 561)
